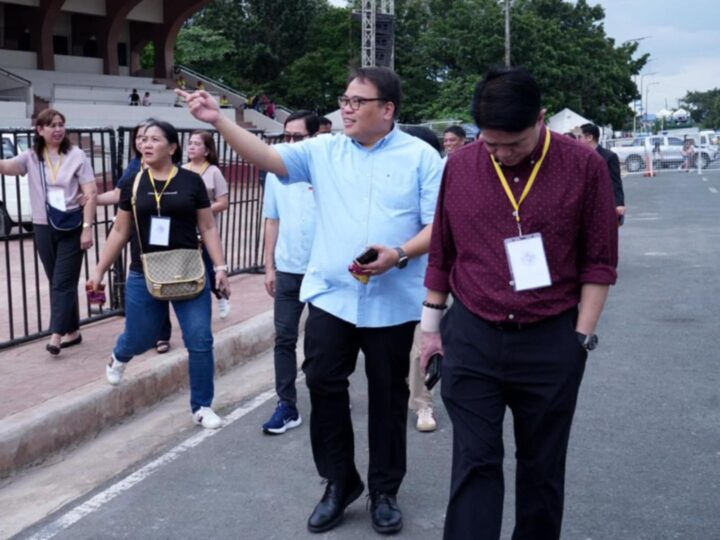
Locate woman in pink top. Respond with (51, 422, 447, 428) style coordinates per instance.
(0, 109, 97, 355)
(154, 130, 230, 353)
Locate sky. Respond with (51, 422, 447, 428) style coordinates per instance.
(329, 0, 720, 114)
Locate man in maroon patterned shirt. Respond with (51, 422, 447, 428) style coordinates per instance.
(419, 67, 618, 540)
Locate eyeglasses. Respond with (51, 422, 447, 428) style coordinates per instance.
(337, 96, 386, 111)
(283, 132, 309, 142)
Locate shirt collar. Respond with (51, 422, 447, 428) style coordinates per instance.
(498, 126, 548, 170)
(350, 123, 399, 152)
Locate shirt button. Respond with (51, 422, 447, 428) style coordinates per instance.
(530, 160, 535, 165)
(508, 314, 515, 320)
(509, 280, 515, 287)
(513, 177, 520, 183)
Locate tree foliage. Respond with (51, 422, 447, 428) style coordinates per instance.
(174, 0, 647, 127)
(680, 89, 720, 129)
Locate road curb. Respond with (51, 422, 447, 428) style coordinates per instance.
(0, 310, 275, 480)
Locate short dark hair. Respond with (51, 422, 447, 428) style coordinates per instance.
(402, 125, 442, 156)
(318, 117, 332, 128)
(580, 123, 600, 142)
(348, 67, 401, 118)
(144, 120, 182, 164)
(190, 130, 219, 166)
(564, 132, 577, 140)
(444, 125, 467, 139)
(33, 108, 72, 159)
(471, 66, 541, 132)
(285, 110, 319, 136)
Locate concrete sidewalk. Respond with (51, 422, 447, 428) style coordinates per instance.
(0, 273, 274, 479)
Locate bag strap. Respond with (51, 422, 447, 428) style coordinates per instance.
(39, 156, 50, 204)
(130, 170, 146, 254)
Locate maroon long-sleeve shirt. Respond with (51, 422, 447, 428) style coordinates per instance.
(425, 129, 618, 323)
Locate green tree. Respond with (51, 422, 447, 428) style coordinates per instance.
(680, 88, 720, 129)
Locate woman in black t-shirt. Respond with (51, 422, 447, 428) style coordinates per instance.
(88, 120, 231, 429)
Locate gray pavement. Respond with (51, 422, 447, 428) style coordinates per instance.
(12, 170, 720, 539)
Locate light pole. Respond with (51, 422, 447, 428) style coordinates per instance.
(634, 71, 656, 135)
(644, 82, 659, 132)
(504, 0, 512, 67)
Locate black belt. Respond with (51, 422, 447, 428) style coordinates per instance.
(482, 308, 576, 332)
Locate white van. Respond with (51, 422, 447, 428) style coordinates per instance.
(0, 134, 32, 237)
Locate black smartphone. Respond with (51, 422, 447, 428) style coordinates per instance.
(424, 353, 443, 390)
(355, 248, 379, 265)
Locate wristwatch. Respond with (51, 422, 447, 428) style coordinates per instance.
(576, 332, 599, 351)
(213, 265, 228, 273)
(82, 222, 91, 229)
(394, 247, 409, 269)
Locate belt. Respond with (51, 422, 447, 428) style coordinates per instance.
(482, 308, 576, 332)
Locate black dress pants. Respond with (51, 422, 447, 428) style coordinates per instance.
(441, 300, 587, 540)
(34, 224, 83, 335)
(302, 304, 416, 495)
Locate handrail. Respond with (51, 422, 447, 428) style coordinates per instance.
(0, 67, 31, 87)
(174, 64, 247, 101)
(173, 64, 293, 115)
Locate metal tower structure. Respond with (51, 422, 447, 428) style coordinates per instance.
(361, 0, 395, 69)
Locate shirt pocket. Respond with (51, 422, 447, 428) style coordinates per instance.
(372, 170, 418, 211)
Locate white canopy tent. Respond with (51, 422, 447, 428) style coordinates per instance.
(546, 108, 592, 133)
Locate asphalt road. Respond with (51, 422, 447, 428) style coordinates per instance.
(17, 170, 720, 539)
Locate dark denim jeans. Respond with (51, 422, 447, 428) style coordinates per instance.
(113, 271, 214, 412)
(273, 271, 305, 405)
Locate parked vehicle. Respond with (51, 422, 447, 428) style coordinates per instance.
(608, 134, 718, 172)
(0, 134, 32, 237)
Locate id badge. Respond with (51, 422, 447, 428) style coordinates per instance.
(149, 216, 171, 246)
(504, 233, 552, 292)
(47, 188, 66, 211)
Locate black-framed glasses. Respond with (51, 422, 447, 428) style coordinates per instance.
(283, 132, 309, 142)
(338, 96, 386, 111)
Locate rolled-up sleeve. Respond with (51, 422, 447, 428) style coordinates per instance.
(262, 173, 279, 219)
(578, 158, 618, 285)
(424, 167, 456, 293)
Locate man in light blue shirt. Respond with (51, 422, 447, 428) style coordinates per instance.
(181, 67, 443, 536)
(261, 110, 318, 435)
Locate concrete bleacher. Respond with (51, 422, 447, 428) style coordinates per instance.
(50, 101, 236, 129)
(7, 68, 162, 102)
(53, 85, 176, 107)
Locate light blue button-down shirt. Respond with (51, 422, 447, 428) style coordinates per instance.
(274, 125, 444, 328)
(262, 172, 316, 274)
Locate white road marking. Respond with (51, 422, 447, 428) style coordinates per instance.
(644, 252, 669, 257)
(630, 217, 660, 221)
(709, 187, 718, 194)
(702, 177, 708, 182)
(27, 387, 279, 540)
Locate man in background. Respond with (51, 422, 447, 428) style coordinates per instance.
(580, 123, 625, 225)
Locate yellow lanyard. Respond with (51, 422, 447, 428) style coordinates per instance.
(147, 166, 178, 216)
(188, 161, 209, 176)
(490, 127, 552, 235)
(43, 149, 63, 185)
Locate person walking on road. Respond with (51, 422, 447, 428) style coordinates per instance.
(154, 130, 232, 353)
(179, 66, 443, 535)
(420, 67, 619, 540)
(261, 110, 319, 435)
(0, 108, 97, 356)
(580, 123, 626, 225)
(87, 120, 231, 429)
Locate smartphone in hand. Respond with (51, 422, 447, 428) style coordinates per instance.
(424, 353, 443, 390)
(355, 248, 379, 265)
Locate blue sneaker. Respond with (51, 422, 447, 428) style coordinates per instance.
(262, 401, 302, 434)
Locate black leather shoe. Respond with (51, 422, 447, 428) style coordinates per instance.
(307, 477, 364, 533)
(370, 492, 403, 534)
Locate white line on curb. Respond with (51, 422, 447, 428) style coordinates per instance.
(709, 187, 718, 194)
(27, 387, 279, 540)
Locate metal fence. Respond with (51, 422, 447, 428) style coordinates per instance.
(0, 126, 269, 350)
(606, 134, 720, 175)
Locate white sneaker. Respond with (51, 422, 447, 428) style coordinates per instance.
(218, 298, 231, 319)
(193, 406, 223, 429)
(416, 407, 437, 432)
(106, 354, 126, 386)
